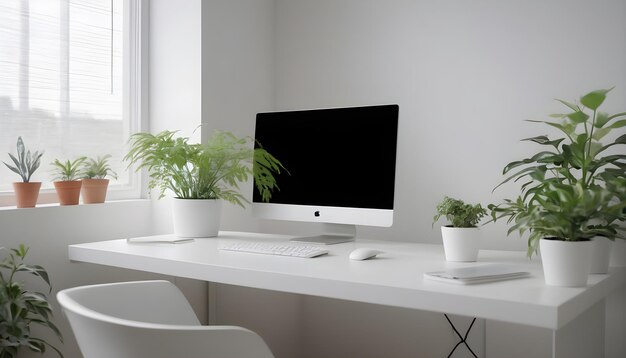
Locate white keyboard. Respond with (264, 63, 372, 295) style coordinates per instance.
(219, 241, 329, 258)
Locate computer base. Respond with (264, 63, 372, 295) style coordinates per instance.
(289, 223, 356, 245)
(290, 235, 355, 245)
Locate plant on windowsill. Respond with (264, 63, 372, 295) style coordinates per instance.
(433, 196, 487, 262)
(124, 130, 284, 237)
(0, 245, 64, 358)
(2, 137, 44, 208)
(50, 157, 86, 206)
(80, 155, 118, 204)
(489, 88, 626, 286)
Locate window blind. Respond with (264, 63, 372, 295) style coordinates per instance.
(0, 0, 126, 191)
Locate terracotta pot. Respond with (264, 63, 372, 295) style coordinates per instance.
(13, 182, 42, 208)
(81, 179, 110, 204)
(54, 181, 82, 206)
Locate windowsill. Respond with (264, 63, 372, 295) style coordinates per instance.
(0, 198, 150, 214)
(0, 182, 143, 208)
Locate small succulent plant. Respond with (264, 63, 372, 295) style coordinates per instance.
(3, 137, 44, 183)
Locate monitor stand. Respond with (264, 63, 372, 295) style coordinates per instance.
(290, 224, 356, 245)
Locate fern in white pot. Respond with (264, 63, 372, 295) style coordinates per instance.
(125, 130, 284, 237)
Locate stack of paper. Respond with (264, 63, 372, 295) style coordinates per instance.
(424, 264, 531, 285)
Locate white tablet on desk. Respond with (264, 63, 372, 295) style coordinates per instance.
(424, 264, 531, 285)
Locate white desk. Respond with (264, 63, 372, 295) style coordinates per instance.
(68, 231, 626, 358)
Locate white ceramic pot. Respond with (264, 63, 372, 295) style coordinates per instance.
(589, 237, 613, 274)
(171, 198, 222, 238)
(441, 226, 480, 262)
(540, 238, 592, 287)
(611, 239, 626, 267)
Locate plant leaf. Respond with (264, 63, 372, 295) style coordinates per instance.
(520, 135, 564, 148)
(606, 119, 626, 129)
(555, 99, 580, 112)
(567, 111, 589, 124)
(594, 112, 610, 128)
(580, 88, 613, 110)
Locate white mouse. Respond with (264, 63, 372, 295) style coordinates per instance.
(349, 248, 384, 261)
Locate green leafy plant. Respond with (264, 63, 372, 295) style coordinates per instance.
(3, 137, 44, 183)
(82, 155, 117, 180)
(0, 245, 63, 358)
(50, 158, 86, 182)
(489, 88, 626, 256)
(433, 196, 487, 228)
(124, 130, 284, 206)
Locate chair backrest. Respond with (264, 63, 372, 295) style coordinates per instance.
(58, 280, 275, 358)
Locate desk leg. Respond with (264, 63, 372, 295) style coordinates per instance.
(486, 299, 605, 358)
(444, 314, 478, 358)
(208, 282, 218, 325)
(552, 299, 605, 358)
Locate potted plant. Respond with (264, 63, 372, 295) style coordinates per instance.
(124, 130, 284, 237)
(50, 157, 86, 206)
(433, 196, 487, 262)
(3, 137, 44, 208)
(490, 88, 626, 286)
(80, 155, 117, 204)
(0, 245, 64, 358)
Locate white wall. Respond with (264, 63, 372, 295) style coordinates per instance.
(201, 0, 277, 233)
(202, 1, 626, 357)
(149, 0, 203, 235)
(199, 2, 304, 358)
(272, 0, 626, 249)
(148, 0, 210, 323)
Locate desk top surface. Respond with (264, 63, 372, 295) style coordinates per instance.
(68, 231, 626, 330)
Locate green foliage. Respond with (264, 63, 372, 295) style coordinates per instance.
(433, 196, 487, 228)
(124, 130, 284, 206)
(490, 88, 626, 256)
(81, 155, 117, 180)
(50, 157, 86, 182)
(3, 137, 44, 183)
(0, 245, 63, 358)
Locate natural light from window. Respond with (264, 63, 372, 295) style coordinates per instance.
(0, 0, 130, 193)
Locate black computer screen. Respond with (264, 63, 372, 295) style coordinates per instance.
(253, 104, 398, 210)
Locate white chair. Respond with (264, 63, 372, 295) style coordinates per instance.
(57, 280, 275, 358)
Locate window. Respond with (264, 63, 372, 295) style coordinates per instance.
(0, 0, 143, 204)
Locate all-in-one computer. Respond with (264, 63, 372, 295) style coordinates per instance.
(252, 104, 399, 244)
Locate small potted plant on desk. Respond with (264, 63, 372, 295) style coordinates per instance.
(489, 88, 626, 286)
(0, 245, 64, 357)
(433, 196, 487, 262)
(81, 155, 117, 204)
(51, 157, 86, 206)
(3, 137, 44, 208)
(124, 130, 284, 238)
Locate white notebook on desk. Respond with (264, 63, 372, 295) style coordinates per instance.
(424, 264, 531, 285)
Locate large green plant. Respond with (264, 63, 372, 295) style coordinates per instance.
(0, 245, 63, 358)
(3, 137, 44, 183)
(124, 130, 284, 206)
(490, 88, 626, 256)
(433, 196, 486, 228)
